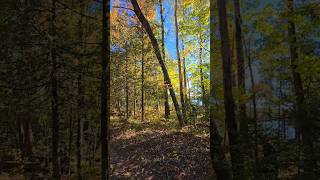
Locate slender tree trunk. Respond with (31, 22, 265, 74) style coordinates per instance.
(230, 30, 237, 88)
(199, 34, 206, 105)
(141, 33, 145, 122)
(116, 98, 121, 115)
(77, 71, 83, 180)
(181, 7, 188, 104)
(245, 39, 258, 172)
(20, 0, 33, 161)
(209, 1, 232, 179)
(18, 116, 23, 156)
(76, 0, 84, 178)
(22, 116, 33, 158)
(159, 0, 170, 119)
(217, 0, 241, 178)
(133, 59, 137, 117)
(125, 56, 129, 121)
(50, 0, 60, 178)
(278, 80, 283, 143)
(233, 0, 248, 178)
(68, 107, 73, 179)
(234, 0, 247, 141)
(188, 77, 191, 100)
(101, 0, 111, 179)
(182, 37, 188, 103)
(286, 0, 314, 178)
(130, 0, 184, 126)
(174, 0, 185, 119)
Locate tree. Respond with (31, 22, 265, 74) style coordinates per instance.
(198, 34, 206, 105)
(234, 0, 247, 140)
(125, 55, 129, 121)
(244, 37, 258, 170)
(174, 0, 186, 119)
(141, 32, 145, 122)
(233, 0, 248, 178)
(159, 0, 170, 119)
(209, 1, 233, 179)
(286, 0, 315, 178)
(50, 0, 60, 178)
(216, 0, 241, 178)
(101, 0, 111, 179)
(182, 37, 188, 103)
(130, 0, 184, 127)
(76, 0, 85, 179)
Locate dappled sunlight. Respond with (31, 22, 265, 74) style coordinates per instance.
(1, 0, 319, 179)
(110, 117, 215, 179)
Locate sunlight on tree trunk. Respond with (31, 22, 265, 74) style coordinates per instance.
(130, 0, 184, 127)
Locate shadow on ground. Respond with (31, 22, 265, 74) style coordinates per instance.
(110, 120, 216, 180)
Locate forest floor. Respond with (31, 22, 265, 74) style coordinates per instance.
(109, 115, 216, 180)
(0, 114, 216, 180)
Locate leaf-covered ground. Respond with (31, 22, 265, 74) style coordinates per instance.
(110, 117, 216, 179)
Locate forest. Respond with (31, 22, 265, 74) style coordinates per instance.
(0, 0, 319, 179)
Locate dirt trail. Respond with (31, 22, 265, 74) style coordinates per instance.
(110, 119, 216, 179)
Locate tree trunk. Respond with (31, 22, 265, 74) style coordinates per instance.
(286, 0, 314, 178)
(18, 116, 23, 155)
(217, 0, 241, 178)
(159, 0, 170, 119)
(133, 59, 137, 117)
(130, 0, 184, 127)
(141, 32, 145, 122)
(199, 34, 206, 105)
(181, 7, 188, 104)
(174, 0, 186, 120)
(22, 115, 33, 158)
(76, 0, 84, 178)
(101, 0, 111, 179)
(245, 38, 258, 172)
(209, 1, 233, 179)
(233, 0, 248, 178)
(76, 70, 84, 180)
(234, 0, 247, 140)
(50, 0, 60, 178)
(125, 56, 129, 121)
(182, 37, 188, 103)
(68, 107, 73, 179)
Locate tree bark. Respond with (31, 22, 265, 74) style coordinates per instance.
(141, 33, 145, 122)
(125, 56, 129, 121)
(199, 34, 206, 105)
(76, 0, 84, 179)
(50, 0, 60, 178)
(101, 0, 111, 179)
(286, 0, 314, 178)
(133, 59, 137, 117)
(68, 107, 73, 179)
(130, 0, 184, 126)
(182, 37, 188, 103)
(159, 0, 170, 119)
(174, 0, 186, 119)
(217, 0, 241, 178)
(209, 1, 233, 179)
(76, 67, 84, 180)
(234, 0, 247, 139)
(181, 7, 188, 103)
(233, 0, 248, 178)
(21, 115, 33, 159)
(244, 38, 258, 172)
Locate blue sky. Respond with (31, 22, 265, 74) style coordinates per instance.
(107, 0, 178, 59)
(159, 0, 177, 60)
